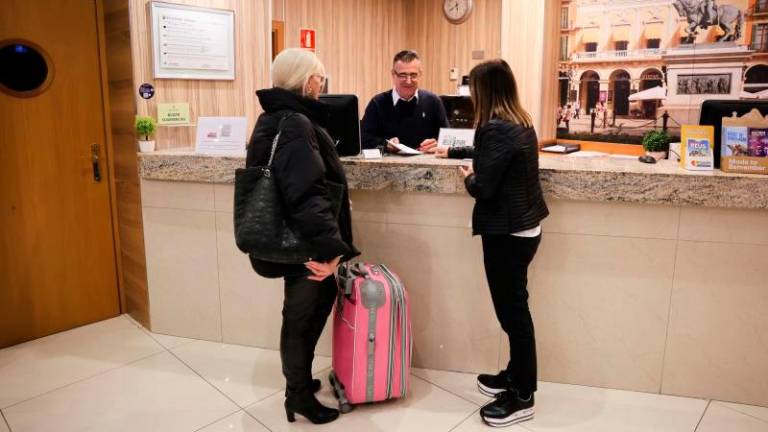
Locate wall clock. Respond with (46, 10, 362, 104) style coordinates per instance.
(443, 0, 473, 25)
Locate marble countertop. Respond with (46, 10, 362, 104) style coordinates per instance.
(138, 149, 768, 209)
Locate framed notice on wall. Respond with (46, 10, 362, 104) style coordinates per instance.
(150, 2, 235, 80)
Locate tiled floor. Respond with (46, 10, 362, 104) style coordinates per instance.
(1, 315, 767, 432)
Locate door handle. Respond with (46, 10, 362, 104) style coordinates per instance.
(91, 143, 102, 182)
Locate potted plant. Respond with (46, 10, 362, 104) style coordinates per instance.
(135, 116, 157, 152)
(642, 130, 669, 160)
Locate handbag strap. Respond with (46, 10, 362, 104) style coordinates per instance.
(267, 113, 296, 167)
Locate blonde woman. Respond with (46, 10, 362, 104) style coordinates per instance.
(431, 59, 548, 427)
(246, 48, 359, 425)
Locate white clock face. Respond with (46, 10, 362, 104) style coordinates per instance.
(443, 0, 472, 23)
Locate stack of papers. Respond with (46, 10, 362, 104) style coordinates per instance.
(541, 144, 580, 154)
(391, 142, 422, 155)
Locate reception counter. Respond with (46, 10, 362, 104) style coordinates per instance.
(138, 150, 768, 407)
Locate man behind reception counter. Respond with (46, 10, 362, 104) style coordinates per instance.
(361, 50, 449, 153)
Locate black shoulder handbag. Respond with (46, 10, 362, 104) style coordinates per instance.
(233, 114, 344, 264)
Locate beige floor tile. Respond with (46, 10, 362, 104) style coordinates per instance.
(697, 402, 768, 432)
(520, 382, 707, 432)
(124, 310, 198, 350)
(144, 207, 222, 341)
(717, 401, 768, 423)
(0, 316, 163, 408)
(197, 411, 269, 432)
(3, 352, 238, 432)
(149, 332, 197, 350)
(411, 368, 492, 407)
(0, 413, 9, 432)
(171, 340, 331, 408)
(246, 374, 478, 431)
(352, 221, 500, 373)
(451, 412, 528, 431)
(528, 233, 677, 393)
(663, 241, 768, 407)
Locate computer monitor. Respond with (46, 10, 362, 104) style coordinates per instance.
(440, 95, 474, 129)
(320, 94, 361, 157)
(699, 99, 768, 167)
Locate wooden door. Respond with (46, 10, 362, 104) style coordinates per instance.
(272, 20, 285, 60)
(0, 0, 120, 348)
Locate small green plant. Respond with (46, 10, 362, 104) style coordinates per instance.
(642, 130, 670, 152)
(135, 116, 157, 141)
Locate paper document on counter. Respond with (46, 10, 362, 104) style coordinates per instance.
(195, 116, 248, 155)
(387, 140, 422, 155)
(438, 128, 475, 148)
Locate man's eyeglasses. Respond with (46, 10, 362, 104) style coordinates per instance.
(393, 72, 420, 81)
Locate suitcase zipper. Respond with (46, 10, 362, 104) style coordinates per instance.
(379, 264, 408, 399)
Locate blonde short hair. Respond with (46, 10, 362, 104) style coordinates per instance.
(271, 48, 326, 95)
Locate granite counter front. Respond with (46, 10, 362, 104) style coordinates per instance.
(136, 150, 768, 408)
(139, 150, 768, 209)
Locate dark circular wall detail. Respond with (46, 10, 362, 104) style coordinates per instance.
(0, 41, 53, 97)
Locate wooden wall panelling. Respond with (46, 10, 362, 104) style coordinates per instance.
(129, 0, 271, 149)
(272, 0, 284, 21)
(105, 0, 150, 327)
(280, 0, 406, 115)
(501, 0, 559, 141)
(404, 0, 501, 96)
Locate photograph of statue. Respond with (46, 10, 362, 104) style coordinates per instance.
(672, 0, 744, 43)
(555, 0, 763, 145)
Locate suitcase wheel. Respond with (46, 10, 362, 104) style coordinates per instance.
(328, 371, 354, 413)
(339, 401, 354, 413)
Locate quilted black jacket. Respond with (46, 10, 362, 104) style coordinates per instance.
(246, 87, 360, 278)
(448, 119, 549, 235)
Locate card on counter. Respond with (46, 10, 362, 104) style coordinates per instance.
(437, 127, 475, 148)
(680, 125, 714, 171)
(722, 126, 748, 157)
(748, 128, 768, 157)
(362, 149, 382, 159)
(195, 116, 248, 155)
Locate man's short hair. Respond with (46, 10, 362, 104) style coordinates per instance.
(393, 50, 420, 65)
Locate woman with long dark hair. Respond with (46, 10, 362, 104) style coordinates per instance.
(432, 59, 548, 427)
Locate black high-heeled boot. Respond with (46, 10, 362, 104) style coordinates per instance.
(284, 379, 321, 397)
(285, 390, 339, 424)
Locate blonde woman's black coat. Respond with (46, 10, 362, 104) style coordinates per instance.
(246, 88, 360, 278)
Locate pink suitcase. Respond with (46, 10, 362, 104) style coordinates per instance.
(329, 262, 412, 412)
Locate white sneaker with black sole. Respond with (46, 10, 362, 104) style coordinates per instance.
(480, 390, 535, 428)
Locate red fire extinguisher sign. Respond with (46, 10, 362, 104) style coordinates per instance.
(300, 28, 316, 51)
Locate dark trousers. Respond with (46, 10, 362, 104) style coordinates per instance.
(481, 234, 541, 394)
(281, 274, 337, 393)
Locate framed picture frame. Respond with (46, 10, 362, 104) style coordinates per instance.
(150, 1, 236, 80)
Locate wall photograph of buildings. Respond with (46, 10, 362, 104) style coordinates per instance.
(557, 0, 768, 144)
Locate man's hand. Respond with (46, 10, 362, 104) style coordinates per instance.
(428, 145, 449, 158)
(418, 138, 438, 152)
(305, 256, 342, 281)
